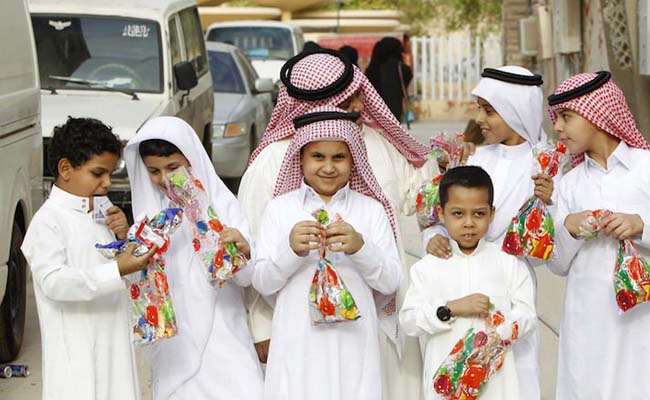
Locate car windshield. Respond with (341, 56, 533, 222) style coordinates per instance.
(206, 27, 294, 60)
(32, 15, 162, 93)
(208, 50, 245, 94)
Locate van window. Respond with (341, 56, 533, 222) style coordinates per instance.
(207, 27, 293, 61)
(31, 15, 163, 93)
(179, 7, 207, 77)
(207, 51, 245, 94)
(233, 51, 257, 90)
(169, 17, 182, 67)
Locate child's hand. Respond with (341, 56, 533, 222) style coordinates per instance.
(426, 234, 452, 259)
(532, 173, 554, 203)
(254, 339, 270, 363)
(289, 221, 323, 256)
(105, 206, 129, 240)
(447, 293, 490, 318)
(325, 221, 364, 254)
(116, 244, 157, 276)
(219, 227, 251, 258)
(564, 211, 595, 237)
(601, 213, 644, 240)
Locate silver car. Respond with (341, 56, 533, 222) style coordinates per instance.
(207, 41, 275, 179)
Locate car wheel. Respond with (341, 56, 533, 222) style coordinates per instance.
(0, 220, 27, 362)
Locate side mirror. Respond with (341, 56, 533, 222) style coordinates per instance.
(254, 78, 275, 93)
(174, 61, 198, 91)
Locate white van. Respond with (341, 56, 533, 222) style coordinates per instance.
(205, 21, 304, 85)
(0, 0, 42, 362)
(29, 0, 214, 208)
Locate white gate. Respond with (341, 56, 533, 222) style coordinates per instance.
(411, 35, 503, 102)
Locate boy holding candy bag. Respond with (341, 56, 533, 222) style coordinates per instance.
(547, 71, 650, 400)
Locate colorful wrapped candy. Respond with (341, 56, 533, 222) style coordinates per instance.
(432, 311, 519, 400)
(165, 166, 246, 287)
(576, 209, 613, 240)
(414, 132, 465, 230)
(502, 142, 567, 260)
(96, 208, 182, 346)
(614, 240, 650, 312)
(308, 209, 360, 324)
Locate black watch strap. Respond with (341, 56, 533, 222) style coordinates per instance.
(437, 305, 452, 322)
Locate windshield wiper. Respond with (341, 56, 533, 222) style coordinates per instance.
(48, 75, 140, 100)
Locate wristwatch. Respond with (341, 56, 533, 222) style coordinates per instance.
(437, 305, 452, 322)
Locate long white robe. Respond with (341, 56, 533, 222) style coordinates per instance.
(240, 125, 437, 399)
(21, 185, 139, 400)
(422, 142, 563, 400)
(124, 118, 264, 400)
(253, 182, 401, 400)
(400, 240, 536, 400)
(548, 142, 650, 400)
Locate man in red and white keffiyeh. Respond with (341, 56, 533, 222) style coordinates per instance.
(547, 71, 649, 167)
(240, 49, 435, 400)
(252, 106, 402, 400)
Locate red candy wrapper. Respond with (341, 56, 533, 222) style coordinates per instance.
(614, 240, 650, 312)
(166, 166, 246, 287)
(432, 311, 519, 400)
(414, 132, 465, 230)
(576, 209, 613, 241)
(502, 142, 567, 260)
(96, 208, 182, 346)
(308, 209, 360, 324)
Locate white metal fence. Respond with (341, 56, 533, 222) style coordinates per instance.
(411, 35, 503, 102)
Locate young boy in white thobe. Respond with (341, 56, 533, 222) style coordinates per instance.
(547, 71, 650, 400)
(21, 117, 156, 400)
(401, 165, 536, 400)
(253, 106, 401, 400)
(241, 50, 436, 400)
(422, 66, 558, 399)
(124, 117, 264, 400)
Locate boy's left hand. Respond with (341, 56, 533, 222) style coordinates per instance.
(219, 227, 251, 259)
(601, 213, 644, 240)
(532, 173, 554, 203)
(105, 206, 129, 240)
(325, 221, 364, 255)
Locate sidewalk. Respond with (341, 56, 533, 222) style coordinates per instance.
(404, 118, 563, 400)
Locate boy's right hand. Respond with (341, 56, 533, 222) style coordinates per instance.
(564, 211, 594, 238)
(447, 293, 490, 318)
(116, 244, 157, 276)
(426, 234, 452, 259)
(289, 221, 324, 256)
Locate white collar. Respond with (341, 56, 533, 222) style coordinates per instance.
(299, 180, 351, 206)
(449, 237, 489, 258)
(583, 141, 631, 175)
(494, 141, 532, 160)
(48, 185, 91, 214)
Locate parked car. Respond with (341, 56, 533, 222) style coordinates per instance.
(0, 0, 42, 362)
(29, 0, 214, 208)
(205, 21, 304, 101)
(206, 41, 274, 179)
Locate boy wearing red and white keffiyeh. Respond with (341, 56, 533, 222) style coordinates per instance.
(241, 49, 436, 400)
(252, 106, 401, 400)
(547, 71, 650, 400)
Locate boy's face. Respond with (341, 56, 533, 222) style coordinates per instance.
(553, 108, 599, 154)
(437, 186, 494, 254)
(56, 151, 119, 198)
(301, 140, 352, 202)
(142, 152, 191, 192)
(475, 97, 525, 146)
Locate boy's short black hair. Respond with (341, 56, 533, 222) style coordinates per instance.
(47, 117, 121, 178)
(138, 139, 182, 159)
(439, 166, 494, 207)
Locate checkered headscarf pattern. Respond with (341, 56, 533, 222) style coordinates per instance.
(547, 72, 649, 166)
(273, 105, 397, 239)
(250, 52, 430, 167)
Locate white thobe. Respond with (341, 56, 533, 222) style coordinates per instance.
(240, 126, 436, 399)
(252, 182, 401, 400)
(400, 240, 536, 400)
(21, 185, 138, 400)
(422, 142, 563, 399)
(548, 142, 650, 400)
